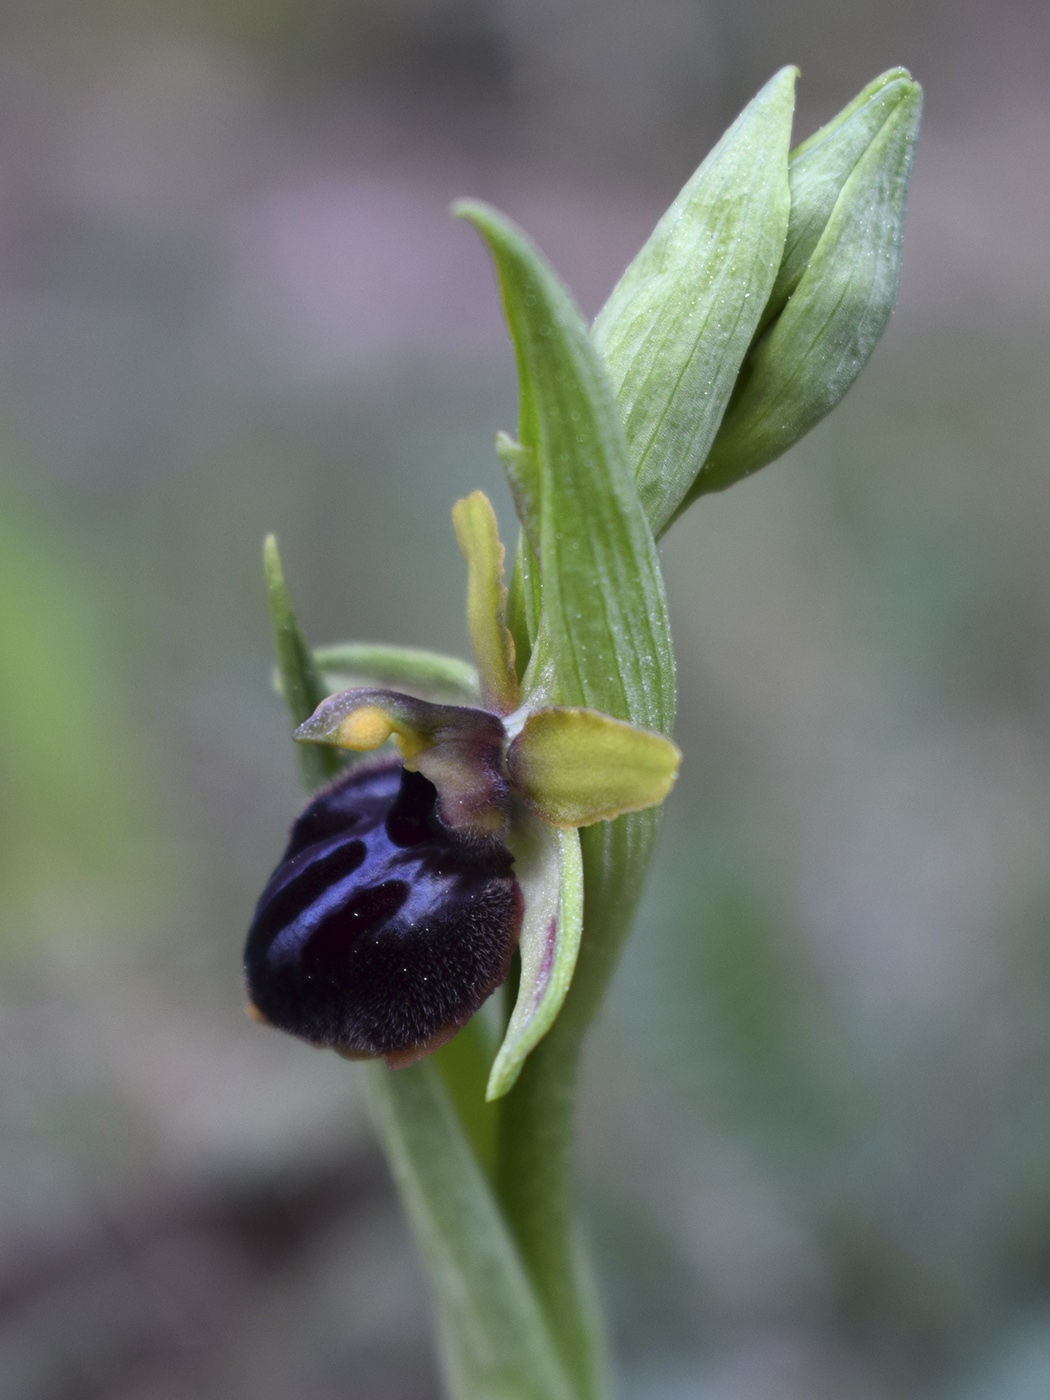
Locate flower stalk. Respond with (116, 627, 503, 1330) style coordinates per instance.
(251, 65, 921, 1400)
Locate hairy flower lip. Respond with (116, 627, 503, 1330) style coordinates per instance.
(244, 758, 523, 1068)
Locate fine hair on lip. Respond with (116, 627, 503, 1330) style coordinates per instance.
(244, 760, 522, 1063)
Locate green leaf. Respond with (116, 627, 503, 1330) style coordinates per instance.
(366, 1062, 575, 1400)
(686, 72, 922, 500)
(456, 202, 675, 1396)
(263, 534, 342, 793)
(310, 640, 479, 705)
(487, 815, 583, 1101)
(431, 1013, 501, 1176)
(592, 67, 796, 538)
(455, 201, 675, 739)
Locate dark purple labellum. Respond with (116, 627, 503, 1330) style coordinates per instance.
(245, 759, 522, 1067)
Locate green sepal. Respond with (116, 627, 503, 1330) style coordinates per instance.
(455, 200, 675, 739)
(311, 641, 479, 706)
(592, 67, 796, 538)
(685, 72, 922, 501)
(507, 706, 681, 828)
(487, 814, 584, 1101)
(263, 534, 342, 793)
(366, 1062, 575, 1400)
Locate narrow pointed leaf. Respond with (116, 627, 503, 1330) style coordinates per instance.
(592, 67, 795, 537)
(487, 815, 584, 1101)
(688, 75, 922, 499)
(456, 201, 675, 738)
(452, 490, 519, 714)
(508, 707, 681, 828)
(311, 640, 479, 705)
(263, 534, 342, 792)
(367, 1063, 575, 1400)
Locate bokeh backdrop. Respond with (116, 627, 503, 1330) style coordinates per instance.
(2, 2, 1049, 1397)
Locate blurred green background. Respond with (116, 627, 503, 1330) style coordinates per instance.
(1, 1, 1048, 1396)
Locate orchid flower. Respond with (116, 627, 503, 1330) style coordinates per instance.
(246, 491, 680, 1096)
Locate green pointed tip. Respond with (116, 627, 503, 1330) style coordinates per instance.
(451, 197, 494, 226)
(262, 532, 342, 792)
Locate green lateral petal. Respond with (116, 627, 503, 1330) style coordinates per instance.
(311, 641, 479, 705)
(263, 534, 342, 793)
(592, 67, 795, 538)
(508, 707, 681, 828)
(455, 201, 675, 739)
(688, 74, 922, 499)
(366, 1063, 575, 1400)
(487, 814, 583, 1101)
(452, 491, 520, 715)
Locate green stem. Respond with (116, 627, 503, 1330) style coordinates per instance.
(496, 811, 659, 1398)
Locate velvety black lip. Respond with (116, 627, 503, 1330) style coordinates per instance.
(245, 759, 522, 1058)
(250, 836, 367, 953)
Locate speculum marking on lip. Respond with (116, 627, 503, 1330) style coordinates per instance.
(244, 760, 522, 1063)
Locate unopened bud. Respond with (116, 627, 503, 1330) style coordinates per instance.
(685, 70, 922, 503)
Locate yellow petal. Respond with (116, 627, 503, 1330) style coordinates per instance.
(452, 490, 519, 714)
(508, 707, 681, 828)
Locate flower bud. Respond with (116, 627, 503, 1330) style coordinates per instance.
(685, 70, 922, 503)
(592, 68, 796, 538)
